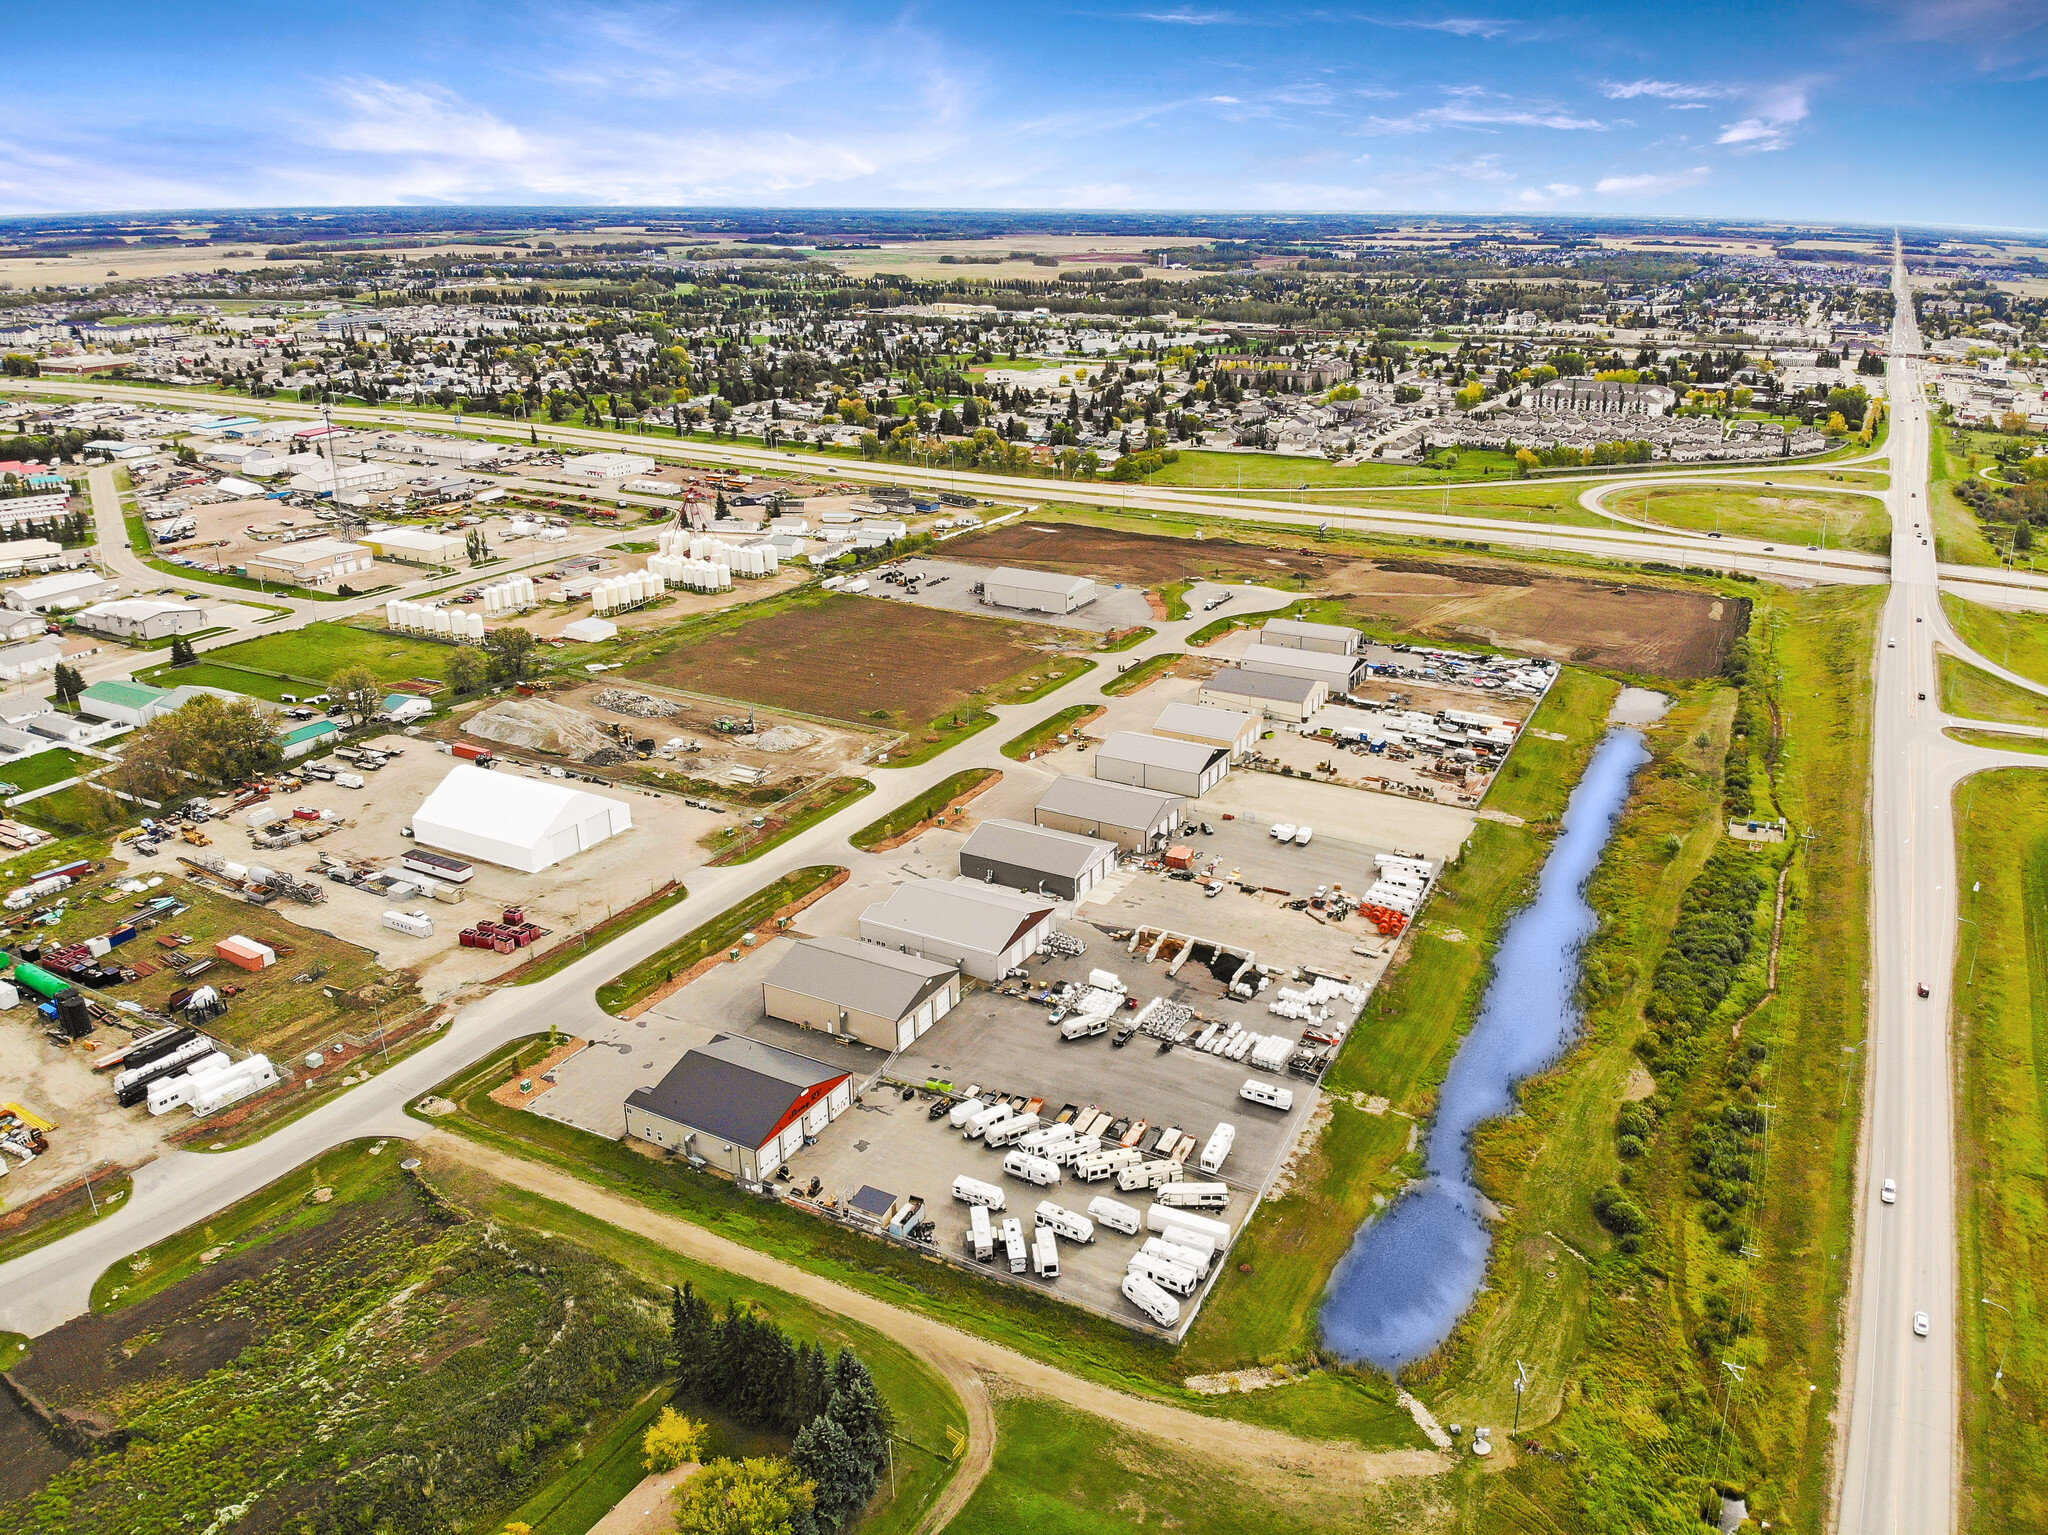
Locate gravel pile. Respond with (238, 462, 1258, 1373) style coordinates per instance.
(593, 688, 681, 718)
(748, 725, 820, 753)
(583, 745, 629, 767)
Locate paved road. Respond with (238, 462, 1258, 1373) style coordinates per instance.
(1833, 247, 2048, 1535)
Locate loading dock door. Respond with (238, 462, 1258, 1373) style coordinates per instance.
(897, 1015, 915, 1049)
(827, 1081, 851, 1116)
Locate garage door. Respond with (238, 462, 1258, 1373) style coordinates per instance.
(896, 1015, 915, 1049)
(545, 827, 580, 866)
(778, 1122, 806, 1161)
(804, 1100, 830, 1135)
(827, 1082, 851, 1117)
(933, 984, 957, 1024)
(578, 811, 611, 850)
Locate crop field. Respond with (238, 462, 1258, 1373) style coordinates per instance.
(1, 1148, 669, 1535)
(946, 518, 1334, 587)
(1315, 560, 1745, 678)
(624, 593, 1074, 734)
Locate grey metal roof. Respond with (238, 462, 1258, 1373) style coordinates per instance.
(1152, 701, 1255, 744)
(861, 879, 1054, 955)
(626, 1033, 848, 1149)
(1202, 667, 1322, 703)
(1261, 617, 1359, 649)
(1095, 731, 1226, 774)
(1238, 643, 1361, 682)
(763, 935, 955, 1021)
(987, 565, 1093, 596)
(1034, 774, 1184, 829)
(960, 818, 1117, 880)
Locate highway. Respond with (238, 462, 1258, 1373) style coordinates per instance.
(5, 286, 2048, 1527)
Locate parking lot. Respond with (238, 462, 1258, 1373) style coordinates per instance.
(869, 555, 1156, 634)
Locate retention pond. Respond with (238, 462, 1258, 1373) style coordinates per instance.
(1320, 724, 1652, 1370)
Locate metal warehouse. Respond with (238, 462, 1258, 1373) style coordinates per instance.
(1150, 700, 1261, 760)
(1199, 666, 1328, 723)
(1093, 731, 1230, 799)
(958, 817, 1119, 901)
(859, 878, 1058, 981)
(1258, 617, 1360, 655)
(1237, 641, 1363, 692)
(1033, 775, 1184, 852)
(761, 935, 961, 1051)
(982, 565, 1097, 614)
(624, 1033, 852, 1182)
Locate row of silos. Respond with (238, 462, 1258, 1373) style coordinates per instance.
(386, 600, 487, 641)
(647, 554, 733, 592)
(591, 571, 664, 615)
(656, 527, 780, 577)
(479, 576, 536, 615)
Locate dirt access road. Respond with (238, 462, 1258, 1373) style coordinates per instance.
(421, 1134, 1449, 1533)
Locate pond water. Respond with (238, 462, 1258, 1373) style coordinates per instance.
(1320, 726, 1651, 1371)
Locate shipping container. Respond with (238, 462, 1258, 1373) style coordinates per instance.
(401, 849, 475, 884)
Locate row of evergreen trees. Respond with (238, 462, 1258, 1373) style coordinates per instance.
(668, 1284, 892, 1533)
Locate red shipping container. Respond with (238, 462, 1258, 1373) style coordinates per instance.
(1162, 845, 1194, 870)
(452, 743, 494, 763)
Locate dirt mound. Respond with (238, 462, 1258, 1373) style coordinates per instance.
(465, 699, 610, 757)
(592, 688, 680, 719)
(744, 726, 820, 753)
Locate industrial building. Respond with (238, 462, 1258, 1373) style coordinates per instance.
(279, 718, 341, 759)
(958, 818, 1119, 901)
(1093, 731, 1230, 799)
(243, 538, 375, 588)
(982, 566, 1097, 615)
(761, 935, 960, 1051)
(411, 764, 633, 873)
(624, 1033, 853, 1181)
(75, 679, 171, 728)
(1258, 617, 1359, 655)
(859, 878, 1058, 981)
(561, 451, 657, 481)
(73, 598, 208, 642)
(1033, 775, 1183, 852)
(1237, 642, 1362, 692)
(359, 528, 463, 565)
(4, 570, 113, 613)
(1199, 667, 1328, 723)
(1151, 701, 1260, 760)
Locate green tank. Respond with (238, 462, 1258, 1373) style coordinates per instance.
(11, 960, 71, 1001)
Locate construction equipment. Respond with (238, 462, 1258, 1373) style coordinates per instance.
(180, 827, 211, 847)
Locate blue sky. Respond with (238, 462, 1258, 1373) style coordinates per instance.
(3, 1, 2045, 225)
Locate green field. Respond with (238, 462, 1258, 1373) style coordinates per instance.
(1930, 427, 2004, 567)
(1617, 485, 1890, 552)
(1101, 653, 1182, 695)
(1940, 651, 2048, 729)
(945, 1395, 1444, 1534)
(1948, 727, 2048, 756)
(1953, 770, 2048, 1532)
(197, 622, 458, 685)
(1942, 593, 2048, 689)
(709, 776, 874, 864)
(0, 747, 92, 795)
(1141, 446, 1523, 491)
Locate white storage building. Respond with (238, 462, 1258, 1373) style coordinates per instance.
(1093, 731, 1229, 799)
(360, 528, 463, 565)
(73, 598, 208, 642)
(1238, 641, 1362, 693)
(411, 764, 633, 873)
(1151, 701, 1260, 761)
(243, 538, 374, 588)
(1199, 666, 1328, 724)
(1259, 617, 1359, 655)
(4, 570, 114, 613)
(958, 818, 1118, 901)
(983, 566, 1097, 615)
(859, 878, 1058, 982)
(761, 936, 960, 1051)
(561, 451, 657, 481)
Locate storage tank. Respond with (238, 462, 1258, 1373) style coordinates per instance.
(10, 958, 72, 1000)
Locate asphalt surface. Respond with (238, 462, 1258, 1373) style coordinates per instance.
(8, 295, 2048, 1531)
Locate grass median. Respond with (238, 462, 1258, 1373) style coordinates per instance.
(707, 776, 873, 865)
(1940, 651, 2048, 730)
(849, 768, 997, 851)
(1943, 592, 2048, 690)
(1001, 705, 1102, 761)
(1102, 653, 1180, 695)
(508, 880, 690, 986)
(595, 865, 842, 1015)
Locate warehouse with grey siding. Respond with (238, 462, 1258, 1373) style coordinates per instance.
(761, 935, 960, 1051)
(1033, 775, 1183, 852)
(1093, 731, 1229, 798)
(982, 566, 1097, 615)
(959, 817, 1118, 901)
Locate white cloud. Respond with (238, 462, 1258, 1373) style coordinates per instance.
(1361, 87, 1606, 135)
(1514, 182, 1581, 207)
(1371, 17, 1511, 38)
(1133, 8, 1240, 22)
(1207, 95, 1241, 104)
(1717, 82, 1810, 152)
(1596, 166, 1711, 197)
(1601, 79, 1729, 101)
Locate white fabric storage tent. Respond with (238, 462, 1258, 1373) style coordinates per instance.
(411, 764, 633, 873)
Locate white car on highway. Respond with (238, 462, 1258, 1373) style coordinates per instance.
(1881, 1179, 1896, 1204)
(1913, 1312, 1930, 1337)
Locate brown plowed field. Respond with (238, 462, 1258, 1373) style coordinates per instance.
(1325, 559, 1743, 678)
(625, 596, 1069, 727)
(947, 522, 1332, 584)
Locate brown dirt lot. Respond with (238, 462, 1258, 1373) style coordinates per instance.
(946, 522, 1331, 586)
(623, 597, 1071, 729)
(1323, 558, 1744, 678)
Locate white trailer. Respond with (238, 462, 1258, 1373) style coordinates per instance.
(1001, 1149, 1062, 1187)
(1018, 1121, 1075, 1154)
(1032, 1230, 1061, 1279)
(1156, 1181, 1231, 1212)
(1115, 1159, 1182, 1193)
(968, 1202, 995, 1260)
(1033, 1200, 1095, 1244)
(1121, 1269, 1181, 1327)
(1199, 1122, 1237, 1175)
(1059, 1013, 1110, 1040)
(1046, 1134, 1101, 1167)
(1002, 1216, 1027, 1274)
(1087, 1195, 1144, 1236)
(1074, 1146, 1144, 1181)
(143, 1051, 230, 1115)
(1126, 1249, 1200, 1296)
(1146, 1204, 1232, 1244)
(1158, 1224, 1219, 1269)
(1144, 1235, 1214, 1277)
(1239, 1079, 1295, 1111)
(985, 1112, 1041, 1149)
(948, 1097, 986, 1129)
(952, 1174, 1007, 1211)
(963, 1102, 1015, 1139)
